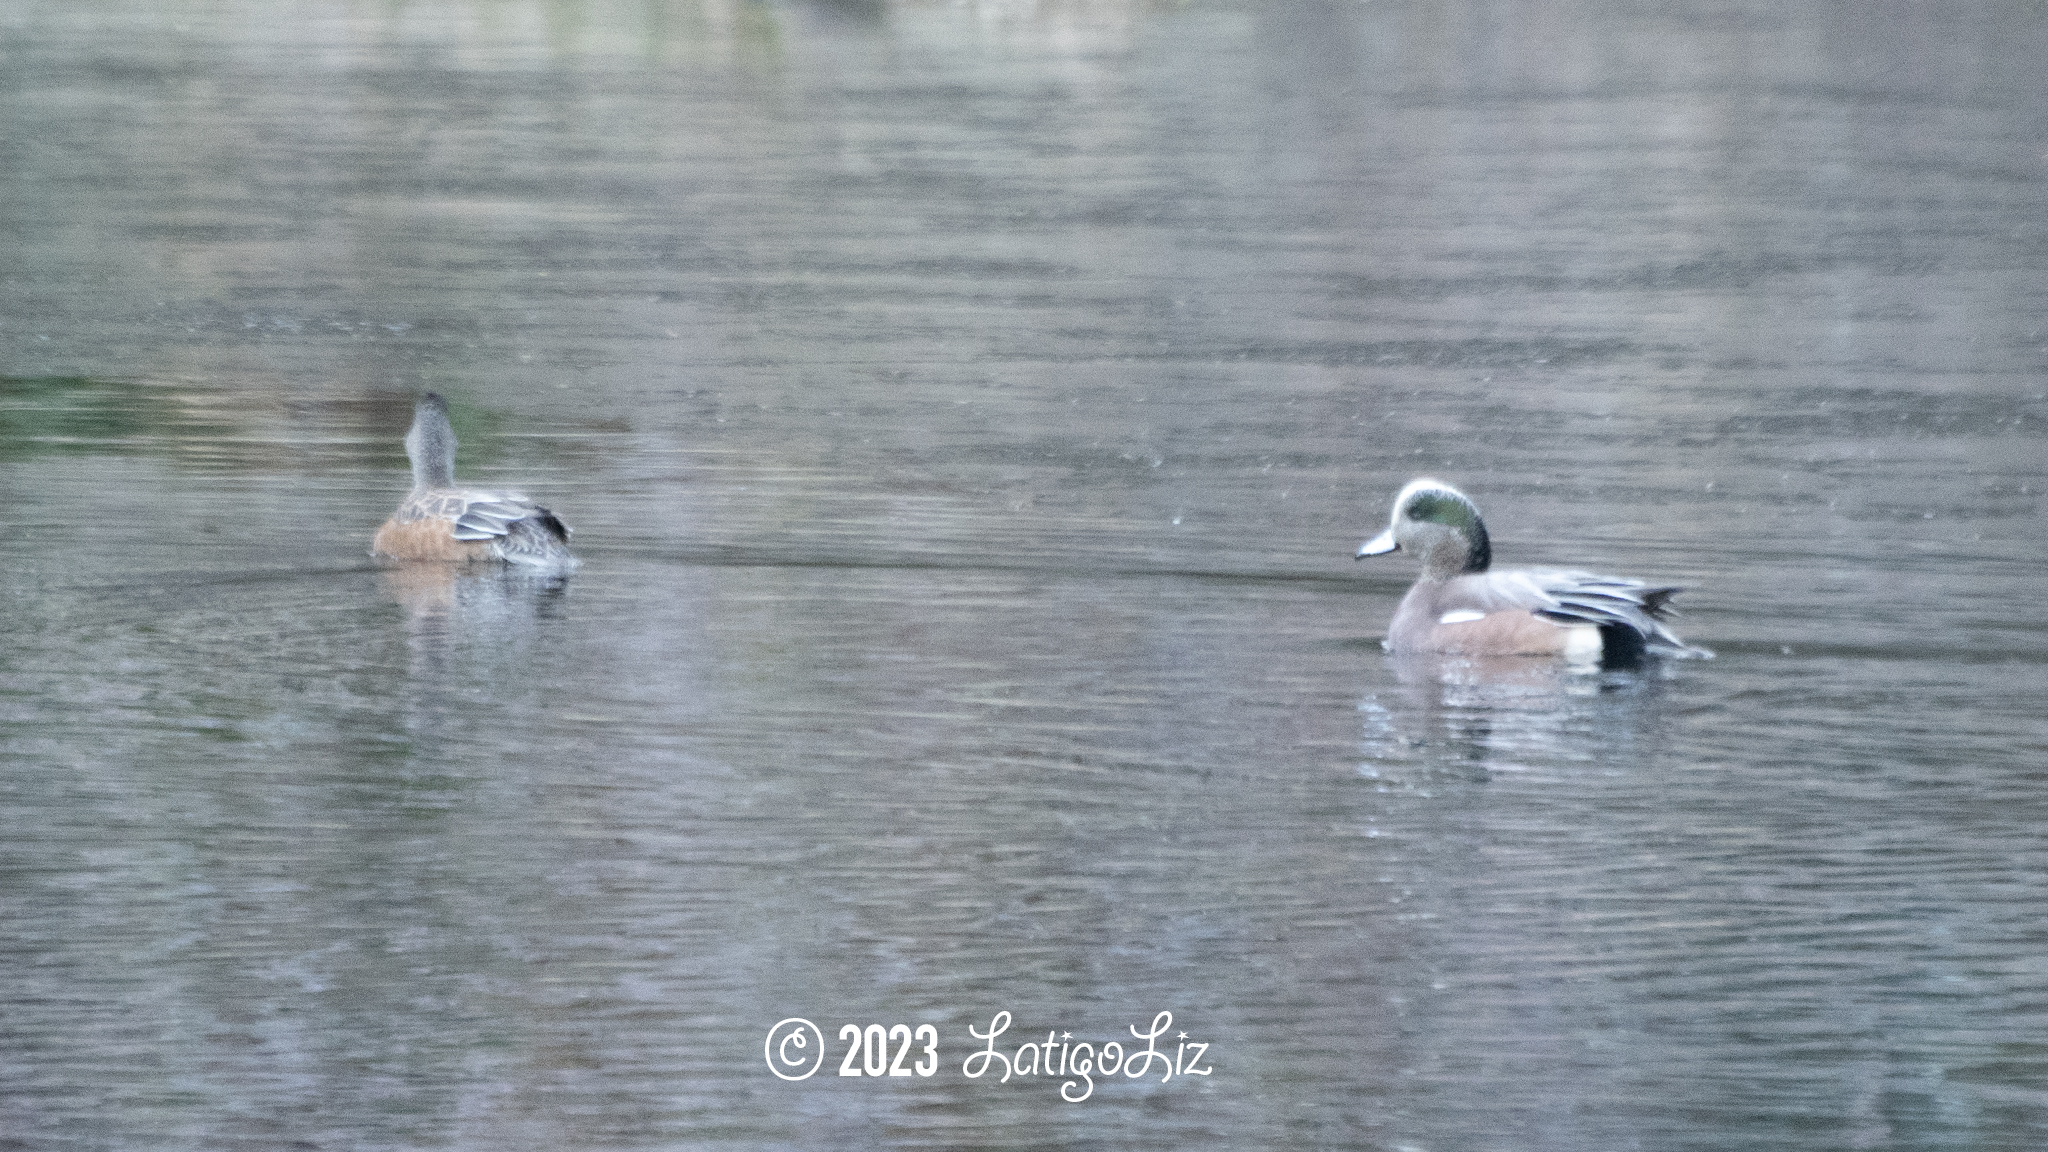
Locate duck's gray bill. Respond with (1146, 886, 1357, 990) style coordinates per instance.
(1356, 528, 1397, 558)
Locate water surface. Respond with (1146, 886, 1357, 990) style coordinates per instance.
(4, 1, 2046, 1148)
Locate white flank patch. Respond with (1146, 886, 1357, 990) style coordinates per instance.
(1438, 609, 1487, 625)
(1563, 625, 1604, 665)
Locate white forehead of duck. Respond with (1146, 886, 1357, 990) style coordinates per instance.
(1391, 478, 1474, 518)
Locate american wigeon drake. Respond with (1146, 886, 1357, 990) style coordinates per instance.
(1357, 478, 1709, 664)
(370, 393, 577, 568)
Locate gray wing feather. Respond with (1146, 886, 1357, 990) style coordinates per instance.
(453, 498, 528, 540)
(1458, 568, 1702, 655)
(452, 492, 576, 566)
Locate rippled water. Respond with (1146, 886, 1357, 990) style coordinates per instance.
(5, 1, 2046, 1148)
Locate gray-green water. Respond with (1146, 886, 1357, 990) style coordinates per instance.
(4, 2, 2045, 1148)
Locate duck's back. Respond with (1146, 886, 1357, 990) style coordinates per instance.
(373, 487, 574, 567)
(1387, 566, 1701, 658)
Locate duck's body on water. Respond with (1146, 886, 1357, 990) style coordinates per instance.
(1357, 478, 1708, 665)
(371, 393, 577, 569)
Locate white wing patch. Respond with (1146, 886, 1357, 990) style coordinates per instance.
(1438, 609, 1487, 625)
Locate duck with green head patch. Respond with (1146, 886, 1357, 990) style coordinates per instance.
(1357, 478, 1709, 665)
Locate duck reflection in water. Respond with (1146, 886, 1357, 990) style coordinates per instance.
(1360, 651, 1679, 784)
(378, 564, 572, 691)
(368, 393, 577, 692)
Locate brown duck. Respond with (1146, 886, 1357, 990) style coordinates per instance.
(371, 393, 577, 569)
